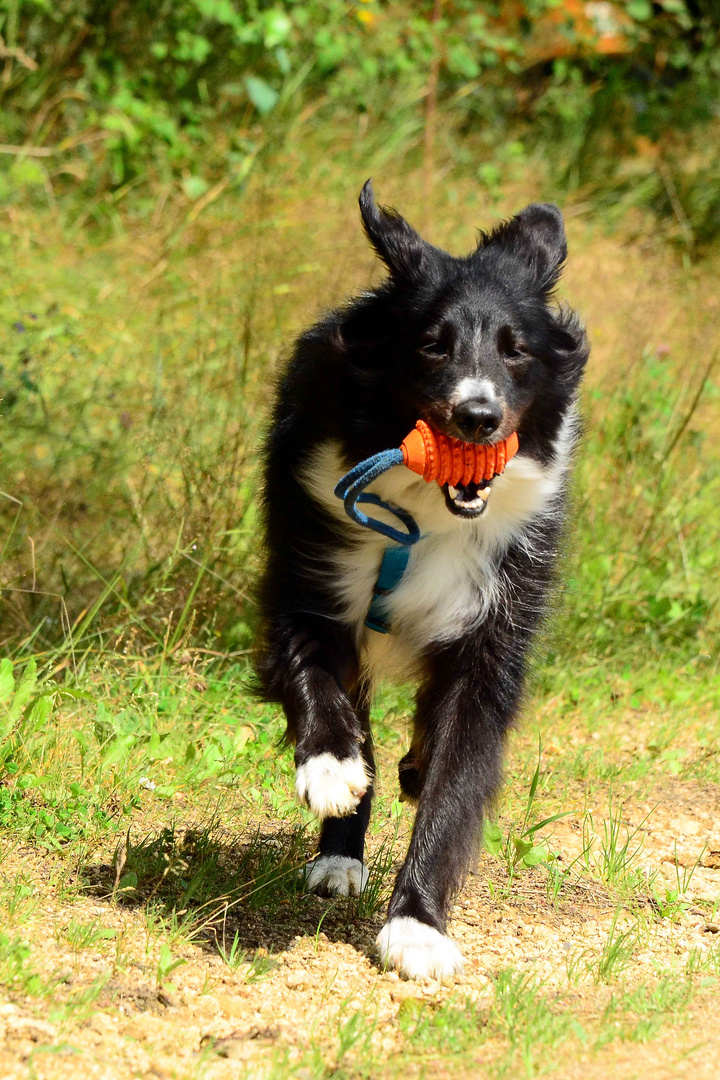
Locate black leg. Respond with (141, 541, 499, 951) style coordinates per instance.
(397, 717, 426, 803)
(389, 636, 525, 928)
(317, 702, 375, 863)
(259, 614, 375, 895)
(377, 628, 529, 978)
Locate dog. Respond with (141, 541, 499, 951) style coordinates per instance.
(256, 181, 588, 980)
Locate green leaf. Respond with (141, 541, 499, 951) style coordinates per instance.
(627, 0, 653, 19)
(118, 872, 138, 893)
(521, 845, 548, 868)
(263, 10, 292, 49)
(245, 76, 279, 114)
(182, 175, 210, 200)
(157, 943, 186, 984)
(10, 660, 38, 722)
(483, 820, 503, 855)
(513, 836, 534, 862)
(0, 660, 14, 704)
(10, 160, 46, 188)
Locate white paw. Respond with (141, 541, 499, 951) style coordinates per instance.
(302, 855, 369, 897)
(376, 917, 464, 981)
(295, 753, 370, 819)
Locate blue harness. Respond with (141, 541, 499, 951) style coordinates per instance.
(334, 448, 424, 634)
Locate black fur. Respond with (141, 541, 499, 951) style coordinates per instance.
(256, 181, 588, 945)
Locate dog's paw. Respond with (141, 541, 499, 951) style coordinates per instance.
(295, 753, 370, 819)
(376, 917, 464, 981)
(301, 855, 369, 897)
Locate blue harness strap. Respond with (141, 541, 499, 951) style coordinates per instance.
(334, 447, 424, 634)
(365, 544, 412, 634)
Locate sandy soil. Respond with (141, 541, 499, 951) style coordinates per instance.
(1, 772, 718, 1080)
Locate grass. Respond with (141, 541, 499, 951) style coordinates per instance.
(0, 132, 719, 1077)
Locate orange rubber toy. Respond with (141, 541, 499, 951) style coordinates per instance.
(335, 420, 520, 546)
(400, 419, 519, 486)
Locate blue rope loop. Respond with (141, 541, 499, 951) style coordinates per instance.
(334, 448, 420, 547)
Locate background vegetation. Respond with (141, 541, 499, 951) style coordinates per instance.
(1, 0, 720, 241)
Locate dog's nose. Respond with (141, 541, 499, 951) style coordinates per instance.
(452, 399, 503, 440)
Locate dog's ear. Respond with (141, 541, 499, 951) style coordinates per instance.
(359, 179, 431, 283)
(479, 203, 567, 292)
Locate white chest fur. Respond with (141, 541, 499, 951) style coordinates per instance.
(300, 413, 576, 682)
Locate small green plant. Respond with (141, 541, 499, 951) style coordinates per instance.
(0, 933, 60, 998)
(353, 803, 404, 919)
(582, 796, 651, 896)
(489, 969, 584, 1075)
(594, 912, 642, 984)
(600, 976, 694, 1044)
(245, 950, 278, 985)
(568, 909, 642, 985)
(686, 942, 720, 976)
(649, 842, 703, 923)
(63, 919, 117, 957)
(0, 876, 38, 924)
(155, 943, 186, 992)
(397, 995, 482, 1054)
(217, 929, 245, 971)
(484, 738, 566, 888)
(335, 1000, 379, 1067)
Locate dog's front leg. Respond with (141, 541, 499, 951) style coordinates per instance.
(301, 689, 375, 899)
(377, 635, 524, 980)
(264, 617, 375, 896)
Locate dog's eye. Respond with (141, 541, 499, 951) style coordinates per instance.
(419, 339, 448, 362)
(498, 326, 530, 367)
(502, 343, 532, 369)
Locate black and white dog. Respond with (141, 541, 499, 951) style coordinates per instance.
(256, 182, 588, 980)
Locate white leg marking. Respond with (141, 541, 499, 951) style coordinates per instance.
(302, 855, 369, 897)
(295, 753, 370, 819)
(376, 917, 464, 981)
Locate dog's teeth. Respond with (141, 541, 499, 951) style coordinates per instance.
(448, 486, 459, 500)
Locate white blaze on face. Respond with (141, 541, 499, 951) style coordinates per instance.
(449, 377, 501, 410)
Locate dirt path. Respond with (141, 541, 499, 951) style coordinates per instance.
(1, 770, 719, 1080)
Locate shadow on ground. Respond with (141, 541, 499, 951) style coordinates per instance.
(82, 823, 390, 965)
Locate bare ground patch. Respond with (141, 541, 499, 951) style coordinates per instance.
(1, 766, 719, 1080)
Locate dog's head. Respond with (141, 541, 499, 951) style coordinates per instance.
(357, 181, 588, 517)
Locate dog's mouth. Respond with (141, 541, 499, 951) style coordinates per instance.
(443, 478, 492, 518)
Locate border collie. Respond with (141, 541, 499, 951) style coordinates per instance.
(256, 182, 588, 980)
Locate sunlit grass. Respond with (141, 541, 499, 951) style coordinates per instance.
(1, 145, 719, 1078)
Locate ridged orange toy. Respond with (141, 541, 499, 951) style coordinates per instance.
(335, 419, 520, 546)
(400, 419, 519, 485)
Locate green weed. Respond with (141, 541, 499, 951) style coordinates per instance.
(599, 976, 694, 1045)
(0, 933, 60, 999)
(582, 797, 650, 896)
(216, 929, 245, 971)
(484, 739, 566, 894)
(63, 918, 117, 956)
(155, 942, 186, 993)
(686, 941, 720, 976)
(567, 909, 644, 985)
(399, 971, 583, 1077)
(0, 875, 38, 924)
(353, 802, 405, 919)
(397, 995, 482, 1055)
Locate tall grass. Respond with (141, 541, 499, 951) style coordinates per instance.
(1, 145, 718, 678)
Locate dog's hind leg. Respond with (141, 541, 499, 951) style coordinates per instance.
(397, 716, 427, 803)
